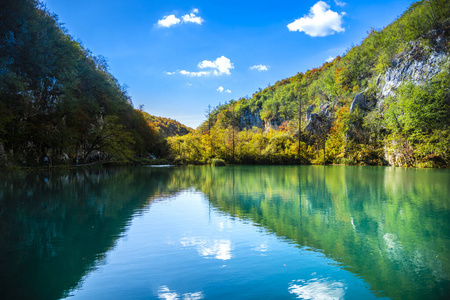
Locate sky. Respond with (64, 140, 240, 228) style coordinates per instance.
(41, 0, 416, 128)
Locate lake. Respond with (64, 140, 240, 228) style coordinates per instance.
(0, 165, 449, 299)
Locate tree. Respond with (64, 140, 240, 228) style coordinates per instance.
(81, 115, 135, 162)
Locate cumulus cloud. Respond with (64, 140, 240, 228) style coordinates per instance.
(334, 0, 346, 7)
(171, 56, 233, 77)
(287, 1, 345, 37)
(217, 86, 231, 93)
(250, 64, 269, 72)
(182, 9, 204, 25)
(157, 9, 203, 28)
(198, 56, 234, 75)
(157, 14, 181, 28)
(198, 60, 217, 69)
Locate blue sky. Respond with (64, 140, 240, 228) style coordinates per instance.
(42, 0, 416, 128)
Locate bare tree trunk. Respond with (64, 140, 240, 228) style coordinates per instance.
(298, 97, 302, 158)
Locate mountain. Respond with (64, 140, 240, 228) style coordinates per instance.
(169, 0, 450, 168)
(139, 111, 192, 137)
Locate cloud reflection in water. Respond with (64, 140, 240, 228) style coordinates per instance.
(289, 278, 346, 300)
(158, 285, 204, 300)
(180, 237, 232, 260)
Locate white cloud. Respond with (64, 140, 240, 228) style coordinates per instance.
(198, 56, 234, 75)
(217, 86, 231, 93)
(179, 70, 210, 77)
(287, 1, 345, 37)
(182, 9, 204, 25)
(198, 60, 217, 69)
(325, 56, 335, 63)
(157, 9, 203, 28)
(250, 64, 269, 72)
(334, 0, 346, 7)
(157, 14, 181, 28)
(173, 56, 233, 77)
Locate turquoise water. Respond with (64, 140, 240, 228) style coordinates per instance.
(0, 166, 449, 299)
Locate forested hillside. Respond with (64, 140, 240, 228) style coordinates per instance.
(169, 0, 450, 168)
(0, 0, 167, 167)
(140, 111, 192, 137)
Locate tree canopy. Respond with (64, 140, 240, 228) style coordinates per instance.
(0, 0, 163, 166)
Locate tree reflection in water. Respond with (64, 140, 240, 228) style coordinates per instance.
(0, 166, 449, 300)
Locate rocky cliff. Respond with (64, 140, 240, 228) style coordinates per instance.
(193, 1, 450, 167)
(378, 35, 448, 100)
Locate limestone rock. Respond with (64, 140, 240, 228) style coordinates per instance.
(239, 109, 263, 130)
(350, 93, 376, 112)
(305, 104, 333, 138)
(378, 43, 447, 99)
(305, 105, 315, 122)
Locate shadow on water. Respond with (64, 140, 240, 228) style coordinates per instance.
(0, 167, 176, 300)
(1, 165, 449, 299)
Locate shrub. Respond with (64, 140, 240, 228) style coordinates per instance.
(211, 158, 227, 166)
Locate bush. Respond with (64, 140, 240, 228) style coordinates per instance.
(211, 158, 227, 166)
(340, 158, 356, 165)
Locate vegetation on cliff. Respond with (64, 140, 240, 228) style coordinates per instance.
(1, 0, 448, 168)
(168, 0, 450, 167)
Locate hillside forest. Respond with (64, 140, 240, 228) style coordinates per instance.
(0, 0, 190, 167)
(169, 0, 450, 168)
(1, 0, 449, 168)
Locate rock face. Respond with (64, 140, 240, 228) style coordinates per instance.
(239, 108, 285, 131)
(378, 42, 447, 99)
(350, 93, 377, 113)
(347, 92, 378, 143)
(305, 104, 333, 139)
(239, 109, 263, 130)
(305, 105, 315, 122)
(384, 140, 415, 167)
(264, 119, 283, 131)
(372, 38, 447, 164)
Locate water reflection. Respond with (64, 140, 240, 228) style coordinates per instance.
(288, 277, 346, 300)
(180, 237, 232, 260)
(158, 286, 204, 300)
(1, 166, 449, 299)
(0, 167, 174, 300)
(169, 165, 450, 299)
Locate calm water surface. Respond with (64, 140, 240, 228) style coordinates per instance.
(0, 166, 449, 299)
